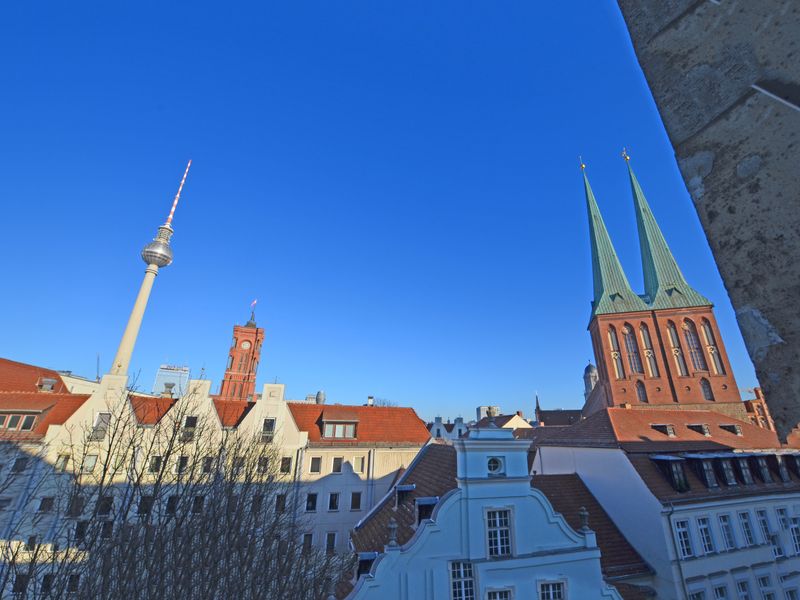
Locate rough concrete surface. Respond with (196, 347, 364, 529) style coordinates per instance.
(617, 0, 800, 439)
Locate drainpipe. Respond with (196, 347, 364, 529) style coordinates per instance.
(666, 502, 691, 600)
(366, 449, 375, 509)
(291, 446, 304, 529)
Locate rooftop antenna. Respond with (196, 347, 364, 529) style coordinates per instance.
(96, 353, 100, 382)
(166, 160, 192, 227)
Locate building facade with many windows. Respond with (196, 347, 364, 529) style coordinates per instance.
(340, 425, 643, 600)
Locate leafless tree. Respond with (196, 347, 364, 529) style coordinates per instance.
(1, 390, 351, 599)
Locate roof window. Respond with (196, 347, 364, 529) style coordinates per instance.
(37, 378, 58, 392)
(395, 484, 416, 507)
(651, 424, 676, 437)
(415, 497, 439, 524)
(720, 424, 743, 436)
(687, 424, 711, 437)
(651, 455, 689, 492)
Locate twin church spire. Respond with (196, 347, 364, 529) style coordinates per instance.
(584, 154, 709, 318)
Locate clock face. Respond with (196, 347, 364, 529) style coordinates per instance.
(241, 341, 252, 350)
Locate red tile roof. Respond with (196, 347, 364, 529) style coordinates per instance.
(287, 403, 430, 446)
(0, 359, 91, 438)
(349, 443, 651, 586)
(534, 407, 787, 451)
(130, 395, 178, 425)
(213, 399, 255, 428)
(0, 358, 69, 393)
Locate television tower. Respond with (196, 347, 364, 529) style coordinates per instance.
(110, 161, 192, 376)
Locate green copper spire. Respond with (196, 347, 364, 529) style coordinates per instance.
(584, 168, 648, 317)
(625, 156, 711, 309)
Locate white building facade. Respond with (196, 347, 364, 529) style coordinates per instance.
(346, 425, 623, 600)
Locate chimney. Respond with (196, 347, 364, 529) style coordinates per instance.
(366, 396, 374, 407)
(162, 382, 176, 398)
(516, 410, 524, 417)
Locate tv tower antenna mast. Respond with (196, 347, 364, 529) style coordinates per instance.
(110, 160, 192, 376)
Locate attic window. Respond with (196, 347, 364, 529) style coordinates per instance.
(19, 416, 36, 432)
(651, 455, 689, 492)
(38, 378, 58, 392)
(395, 484, 416, 507)
(322, 422, 356, 439)
(357, 552, 378, 577)
(415, 497, 439, 524)
(687, 424, 711, 437)
(720, 424, 743, 436)
(651, 424, 676, 437)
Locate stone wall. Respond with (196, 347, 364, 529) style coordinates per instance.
(616, 0, 800, 439)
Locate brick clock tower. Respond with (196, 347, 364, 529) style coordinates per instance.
(581, 157, 742, 417)
(218, 312, 265, 402)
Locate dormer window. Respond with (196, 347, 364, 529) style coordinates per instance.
(487, 456, 505, 477)
(737, 458, 754, 484)
(38, 378, 58, 392)
(322, 422, 357, 439)
(395, 484, 415, 507)
(700, 460, 718, 488)
(687, 424, 711, 437)
(720, 424, 743, 436)
(756, 457, 773, 483)
(415, 497, 438, 524)
(776, 455, 791, 483)
(714, 459, 735, 486)
(19, 416, 36, 432)
(651, 455, 689, 492)
(651, 424, 676, 437)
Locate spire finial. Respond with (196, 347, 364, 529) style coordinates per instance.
(579, 155, 586, 170)
(165, 160, 192, 227)
(621, 147, 630, 162)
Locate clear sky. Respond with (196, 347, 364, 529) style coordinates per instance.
(0, 1, 757, 422)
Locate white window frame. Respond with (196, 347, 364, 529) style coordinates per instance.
(696, 516, 715, 554)
(487, 590, 513, 600)
(537, 580, 567, 600)
(738, 511, 756, 546)
(484, 506, 513, 558)
(309, 456, 322, 474)
(354, 455, 365, 473)
(674, 519, 694, 558)
(718, 513, 737, 550)
(450, 562, 475, 600)
(712, 584, 729, 599)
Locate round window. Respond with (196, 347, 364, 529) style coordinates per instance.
(487, 457, 503, 474)
(241, 341, 252, 350)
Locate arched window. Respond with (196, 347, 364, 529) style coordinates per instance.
(636, 380, 648, 403)
(683, 320, 708, 371)
(232, 337, 237, 348)
(701, 319, 726, 375)
(639, 324, 660, 378)
(700, 378, 715, 401)
(227, 356, 233, 369)
(622, 324, 644, 374)
(608, 326, 626, 380)
(667, 321, 689, 376)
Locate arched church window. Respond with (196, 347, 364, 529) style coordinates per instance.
(623, 324, 644, 374)
(683, 320, 708, 372)
(701, 319, 725, 375)
(700, 378, 715, 401)
(608, 326, 626, 380)
(639, 324, 660, 377)
(636, 380, 648, 403)
(667, 321, 689, 377)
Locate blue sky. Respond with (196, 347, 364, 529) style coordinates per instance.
(0, 1, 757, 421)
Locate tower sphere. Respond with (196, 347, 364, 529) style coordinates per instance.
(141, 226, 174, 267)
